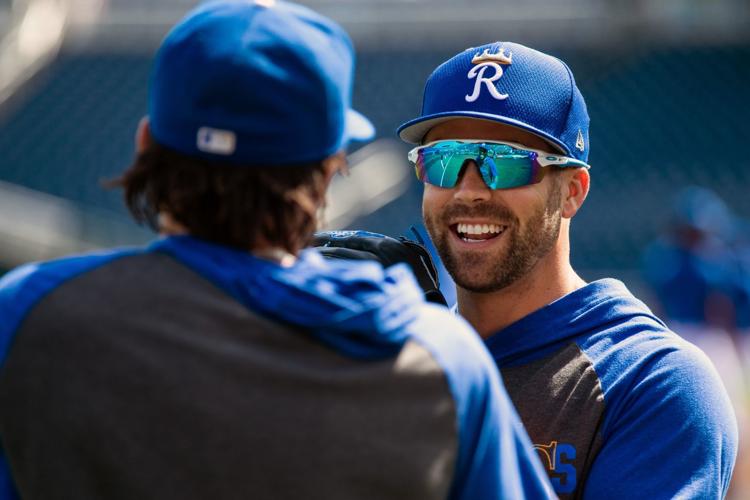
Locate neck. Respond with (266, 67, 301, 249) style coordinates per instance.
(158, 211, 296, 267)
(252, 246, 297, 267)
(456, 238, 586, 339)
(158, 212, 189, 236)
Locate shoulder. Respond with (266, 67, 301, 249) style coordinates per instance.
(0, 247, 140, 303)
(407, 303, 496, 375)
(582, 315, 737, 458)
(403, 303, 504, 409)
(582, 311, 724, 397)
(0, 247, 141, 365)
(605, 325, 730, 408)
(574, 283, 694, 389)
(582, 310, 730, 411)
(580, 320, 738, 496)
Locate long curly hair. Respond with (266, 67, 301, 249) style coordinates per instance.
(111, 142, 329, 254)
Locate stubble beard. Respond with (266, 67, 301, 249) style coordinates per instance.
(424, 180, 562, 293)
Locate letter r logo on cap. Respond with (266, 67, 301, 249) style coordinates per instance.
(465, 62, 509, 103)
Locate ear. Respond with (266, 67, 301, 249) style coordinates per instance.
(561, 167, 590, 219)
(135, 116, 152, 154)
(321, 151, 347, 187)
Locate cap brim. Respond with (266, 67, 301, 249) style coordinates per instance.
(345, 109, 375, 142)
(397, 111, 569, 156)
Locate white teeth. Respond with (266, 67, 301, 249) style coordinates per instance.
(456, 223, 505, 235)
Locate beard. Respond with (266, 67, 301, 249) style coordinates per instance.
(424, 179, 562, 293)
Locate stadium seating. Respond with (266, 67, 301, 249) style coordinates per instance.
(1, 45, 748, 281)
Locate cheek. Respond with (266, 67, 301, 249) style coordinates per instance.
(421, 184, 451, 219)
(524, 182, 550, 206)
(484, 187, 535, 217)
(504, 183, 552, 219)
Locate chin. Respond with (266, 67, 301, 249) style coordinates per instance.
(453, 267, 515, 293)
(443, 252, 507, 292)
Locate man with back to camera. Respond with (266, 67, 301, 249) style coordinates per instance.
(0, 4, 555, 499)
(397, 41, 738, 498)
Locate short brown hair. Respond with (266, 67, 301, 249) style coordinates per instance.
(112, 142, 329, 254)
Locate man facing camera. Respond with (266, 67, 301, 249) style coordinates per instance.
(399, 42, 737, 498)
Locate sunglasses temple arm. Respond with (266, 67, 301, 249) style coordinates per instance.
(537, 157, 590, 169)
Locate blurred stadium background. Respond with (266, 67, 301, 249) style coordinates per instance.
(1, 0, 750, 494)
(0, 0, 748, 289)
(0, 0, 750, 289)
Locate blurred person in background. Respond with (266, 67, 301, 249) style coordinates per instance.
(643, 186, 750, 499)
(0, 2, 555, 499)
(643, 187, 740, 329)
(732, 219, 750, 338)
(398, 41, 738, 498)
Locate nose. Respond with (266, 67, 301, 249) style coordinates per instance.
(454, 161, 491, 203)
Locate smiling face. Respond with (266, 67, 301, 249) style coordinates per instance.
(421, 119, 565, 293)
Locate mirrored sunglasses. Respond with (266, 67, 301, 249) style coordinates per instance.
(408, 140, 590, 190)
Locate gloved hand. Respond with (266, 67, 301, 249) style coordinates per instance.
(311, 230, 448, 306)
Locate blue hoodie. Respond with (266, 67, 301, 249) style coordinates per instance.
(0, 236, 553, 500)
(484, 279, 738, 499)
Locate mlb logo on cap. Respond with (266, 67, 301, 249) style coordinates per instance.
(398, 41, 590, 163)
(197, 127, 237, 156)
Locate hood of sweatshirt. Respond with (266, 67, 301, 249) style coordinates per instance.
(484, 279, 668, 366)
(151, 236, 426, 358)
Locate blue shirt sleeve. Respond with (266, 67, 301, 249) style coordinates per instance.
(0, 454, 18, 500)
(409, 306, 555, 499)
(0, 264, 57, 500)
(583, 340, 738, 499)
(0, 250, 137, 500)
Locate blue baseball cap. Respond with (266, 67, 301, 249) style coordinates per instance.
(398, 42, 590, 162)
(149, 0, 374, 165)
